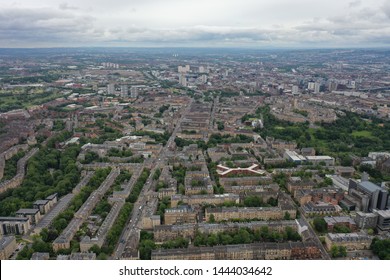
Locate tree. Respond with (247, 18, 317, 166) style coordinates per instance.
(313, 217, 327, 233)
(209, 214, 216, 223)
(331, 245, 347, 258)
(330, 245, 339, 258)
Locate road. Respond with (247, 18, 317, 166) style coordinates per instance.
(113, 98, 193, 259)
(299, 212, 331, 260)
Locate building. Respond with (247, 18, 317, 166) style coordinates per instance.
(107, 84, 115, 95)
(130, 86, 138, 98)
(287, 177, 315, 194)
(154, 220, 299, 243)
(334, 166, 355, 178)
(375, 210, 390, 231)
(216, 164, 266, 177)
(33, 200, 51, 215)
(120, 84, 128, 98)
(70, 252, 96, 260)
(323, 216, 357, 232)
(31, 252, 50, 260)
(283, 150, 306, 164)
(164, 205, 197, 225)
(300, 147, 315, 156)
(0, 217, 30, 235)
(324, 233, 373, 251)
(0, 236, 17, 260)
(170, 193, 240, 208)
(205, 206, 296, 222)
(348, 179, 389, 211)
(301, 201, 341, 216)
(294, 187, 344, 206)
(220, 176, 273, 188)
(152, 241, 321, 260)
(15, 208, 41, 225)
(306, 156, 335, 166)
(355, 212, 378, 229)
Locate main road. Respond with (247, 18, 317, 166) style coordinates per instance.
(298, 211, 331, 260)
(113, 98, 193, 259)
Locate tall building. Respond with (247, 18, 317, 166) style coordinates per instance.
(178, 65, 190, 73)
(179, 74, 187, 87)
(292, 85, 299, 95)
(308, 82, 320, 93)
(348, 179, 389, 211)
(314, 83, 320, 94)
(107, 84, 115, 95)
(130, 86, 138, 98)
(120, 84, 128, 98)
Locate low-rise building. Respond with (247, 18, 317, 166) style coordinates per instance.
(152, 241, 321, 260)
(70, 252, 96, 260)
(375, 210, 390, 231)
(154, 220, 299, 242)
(306, 156, 335, 166)
(31, 252, 50, 260)
(287, 177, 315, 194)
(164, 205, 197, 225)
(323, 216, 357, 232)
(171, 193, 240, 207)
(0, 217, 30, 235)
(301, 201, 341, 216)
(33, 200, 51, 215)
(0, 236, 17, 260)
(15, 208, 41, 225)
(355, 212, 378, 229)
(324, 233, 373, 251)
(205, 206, 296, 222)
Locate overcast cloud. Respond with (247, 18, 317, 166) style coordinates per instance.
(0, 0, 389, 48)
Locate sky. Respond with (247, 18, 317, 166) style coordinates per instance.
(1, 0, 390, 48)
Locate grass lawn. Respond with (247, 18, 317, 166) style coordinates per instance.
(352, 130, 373, 137)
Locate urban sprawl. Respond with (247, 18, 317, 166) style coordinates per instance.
(0, 48, 390, 260)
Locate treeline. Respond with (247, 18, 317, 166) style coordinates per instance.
(1, 150, 26, 181)
(139, 231, 189, 260)
(371, 238, 390, 260)
(133, 131, 171, 145)
(126, 169, 150, 203)
(16, 168, 112, 260)
(107, 148, 133, 158)
(193, 226, 301, 247)
(51, 168, 112, 234)
(1, 74, 61, 84)
(0, 132, 79, 216)
(174, 133, 253, 150)
(257, 106, 390, 159)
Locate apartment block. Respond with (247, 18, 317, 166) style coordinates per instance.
(0, 236, 17, 260)
(205, 206, 296, 222)
(171, 193, 240, 207)
(154, 220, 299, 243)
(0, 217, 30, 235)
(323, 216, 357, 232)
(164, 205, 197, 225)
(152, 241, 321, 260)
(324, 233, 373, 251)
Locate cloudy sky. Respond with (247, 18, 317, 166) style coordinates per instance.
(1, 0, 390, 48)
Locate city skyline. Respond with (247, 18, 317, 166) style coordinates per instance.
(1, 0, 390, 48)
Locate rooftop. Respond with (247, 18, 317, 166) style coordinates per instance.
(376, 210, 390, 218)
(359, 181, 382, 193)
(15, 208, 40, 215)
(0, 236, 15, 250)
